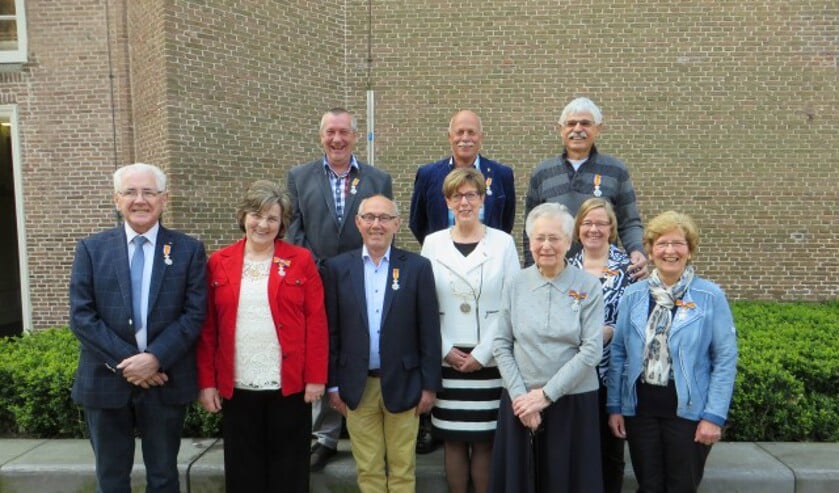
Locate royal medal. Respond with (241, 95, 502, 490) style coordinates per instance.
(674, 300, 695, 320)
(350, 177, 360, 195)
(569, 290, 588, 312)
(485, 176, 493, 196)
(460, 302, 471, 313)
(593, 174, 603, 197)
(391, 268, 400, 291)
(274, 257, 291, 277)
(163, 244, 173, 265)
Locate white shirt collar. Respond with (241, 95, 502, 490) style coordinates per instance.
(124, 222, 160, 247)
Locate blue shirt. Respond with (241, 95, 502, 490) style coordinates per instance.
(362, 245, 391, 370)
(124, 222, 159, 351)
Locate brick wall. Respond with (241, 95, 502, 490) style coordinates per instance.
(1, 0, 134, 329)
(344, 0, 839, 300)
(3, 0, 836, 329)
(160, 0, 347, 253)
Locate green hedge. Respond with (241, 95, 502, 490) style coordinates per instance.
(0, 328, 220, 438)
(1, 301, 837, 441)
(726, 301, 839, 441)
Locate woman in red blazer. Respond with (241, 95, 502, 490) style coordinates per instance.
(196, 180, 328, 493)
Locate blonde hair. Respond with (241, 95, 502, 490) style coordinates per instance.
(644, 211, 700, 260)
(574, 198, 618, 243)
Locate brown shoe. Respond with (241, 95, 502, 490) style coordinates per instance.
(310, 443, 337, 472)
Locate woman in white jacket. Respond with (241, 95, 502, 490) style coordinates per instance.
(420, 168, 520, 493)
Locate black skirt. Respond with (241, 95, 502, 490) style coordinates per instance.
(489, 389, 603, 493)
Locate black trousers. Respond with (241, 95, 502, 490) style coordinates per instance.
(625, 415, 711, 493)
(222, 388, 311, 493)
(599, 384, 626, 493)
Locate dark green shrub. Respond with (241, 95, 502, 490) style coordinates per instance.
(183, 402, 222, 437)
(726, 301, 839, 442)
(0, 328, 83, 437)
(1, 301, 837, 441)
(0, 328, 222, 438)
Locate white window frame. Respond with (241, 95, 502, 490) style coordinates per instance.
(0, 0, 27, 64)
(0, 105, 31, 332)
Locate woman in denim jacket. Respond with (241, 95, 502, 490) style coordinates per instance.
(606, 211, 737, 493)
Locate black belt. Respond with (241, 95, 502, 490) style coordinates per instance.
(368, 369, 381, 378)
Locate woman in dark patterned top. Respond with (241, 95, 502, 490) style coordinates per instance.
(569, 198, 634, 493)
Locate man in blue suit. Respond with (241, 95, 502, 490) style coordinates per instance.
(325, 195, 441, 493)
(409, 110, 516, 244)
(69, 163, 207, 493)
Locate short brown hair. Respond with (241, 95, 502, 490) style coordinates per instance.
(574, 198, 618, 243)
(441, 167, 486, 198)
(236, 180, 292, 240)
(644, 211, 700, 260)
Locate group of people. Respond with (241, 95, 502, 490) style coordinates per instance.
(69, 97, 738, 493)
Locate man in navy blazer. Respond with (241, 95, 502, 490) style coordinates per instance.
(325, 195, 441, 493)
(69, 163, 207, 493)
(286, 108, 394, 471)
(409, 110, 516, 244)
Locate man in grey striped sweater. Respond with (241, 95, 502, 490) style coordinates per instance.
(524, 96, 648, 280)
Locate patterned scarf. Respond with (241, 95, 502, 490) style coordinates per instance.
(641, 265, 695, 386)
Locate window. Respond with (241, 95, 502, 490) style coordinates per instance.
(0, 0, 26, 64)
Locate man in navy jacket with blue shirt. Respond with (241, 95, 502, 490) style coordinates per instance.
(325, 195, 441, 493)
(409, 110, 515, 244)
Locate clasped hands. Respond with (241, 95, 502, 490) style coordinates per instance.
(445, 348, 483, 373)
(116, 352, 167, 389)
(512, 388, 551, 432)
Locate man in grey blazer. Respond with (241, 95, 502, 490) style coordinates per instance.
(286, 107, 393, 471)
(69, 163, 207, 493)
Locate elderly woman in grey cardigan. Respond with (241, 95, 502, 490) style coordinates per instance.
(489, 203, 605, 493)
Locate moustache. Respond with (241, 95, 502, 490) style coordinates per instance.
(457, 142, 474, 148)
(569, 130, 588, 139)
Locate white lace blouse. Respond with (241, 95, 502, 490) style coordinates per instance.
(233, 258, 282, 390)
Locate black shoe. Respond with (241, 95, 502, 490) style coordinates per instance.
(310, 443, 337, 472)
(415, 419, 439, 454)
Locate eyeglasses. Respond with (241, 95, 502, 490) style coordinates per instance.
(563, 119, 595, 128)
(449, 191, 482, 202)
(358, 213, 398, 224)
(653, 240, 688, 250)
(581, 220, 611, 229)
(118, 189, 163, 200)
(531, 235, 565, 246)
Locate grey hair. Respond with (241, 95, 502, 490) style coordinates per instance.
(525, 202, 574, 240)
(559, 97, 603, 126)
(320, 107, 358, 133)
(358, 194, 400, 217)
(113, 163, 167, 193)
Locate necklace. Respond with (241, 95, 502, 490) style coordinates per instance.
(242, 258, 271, 280)
(436, 257, 485, 339)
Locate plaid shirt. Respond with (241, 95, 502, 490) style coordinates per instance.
(323, 155, 359, 224)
